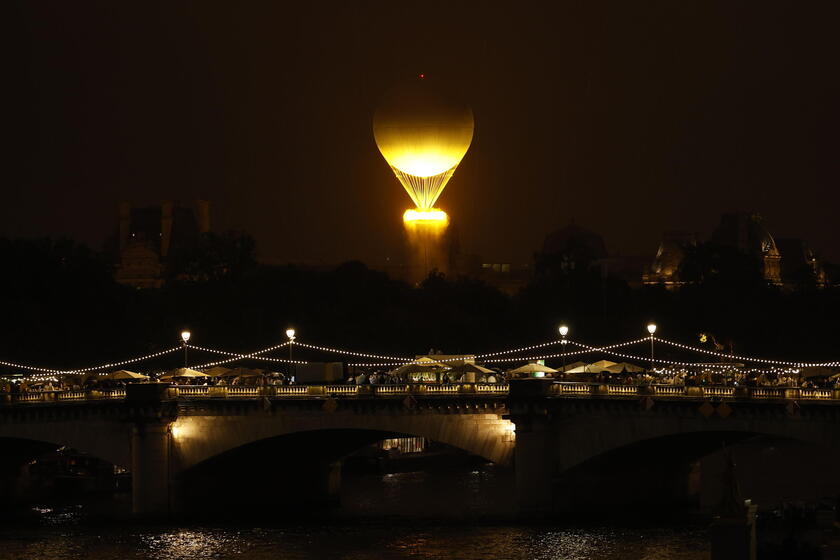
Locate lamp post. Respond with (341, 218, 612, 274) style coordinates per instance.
(180, 331, 191, 368)
(558, 325, 569, 373)
(646, 323, 657, 371)
(286, 328, 296, 383)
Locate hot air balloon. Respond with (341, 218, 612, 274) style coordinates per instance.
(373, 77, 474, 223)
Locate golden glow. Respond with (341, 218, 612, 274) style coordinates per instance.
(170, 417, 199, 441)
(374, 107, 473, 178)
(180, 331, 191, 343)
(403, 208, 449, 224)
(374, 80, 473, 209)
(647, 323, 657, 335)
(500, 420, 516, 442)
(379, 147, 468, 178)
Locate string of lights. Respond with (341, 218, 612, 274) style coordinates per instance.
(481, 337, 650, 363)
(344, 338, 573, 367)
(348, 337, 650, 367)
(190, 342, 308, 369)
(3, 333, 839, 381)
(293, 341, 412, 362)
(185, 342, 289, 359)
(654, 337, 840, 367)
(570, 341, 739, 369)
(0, 347, 181, 378)
(192, 354, 309, 369)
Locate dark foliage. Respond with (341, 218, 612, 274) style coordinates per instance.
(0, 236, 837, 372)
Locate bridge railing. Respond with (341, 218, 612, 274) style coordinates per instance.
(2, 383, 839, 404)
(548, 382, 840, 401)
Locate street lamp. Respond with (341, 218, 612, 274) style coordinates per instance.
(646, 323, 657, 371)
(286, 328, 296, 383)
(180, 330, 191, 367)
(558, 325, 569, 373)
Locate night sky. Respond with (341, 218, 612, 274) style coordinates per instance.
(8, 1, 840, 265)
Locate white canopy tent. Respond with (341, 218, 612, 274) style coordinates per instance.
(160, 367, 210, 380)
(507, 362, 558, 378)
(106, 370, 149, 381)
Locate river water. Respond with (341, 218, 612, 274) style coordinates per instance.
(0, 464, 709, 560)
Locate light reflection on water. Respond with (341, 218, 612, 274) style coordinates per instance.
(0, 465, 708, 560)
(0, 519, 708, 560)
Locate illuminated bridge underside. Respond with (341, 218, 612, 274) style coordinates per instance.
(172, 402, 514, 470)
(3, 382, 840, 516)
(392, 164, 457, 209)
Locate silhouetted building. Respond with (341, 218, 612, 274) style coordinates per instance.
(541, 224, 608, 267)
(711, 212, 781, 285)
(644, 212, 830, 289)
(536, 224, 647, 287)
(477, 262, 532, 295)
(113, 200, 210, 288)
(776, 238, 829, 289)
(642, 231, 699, 288)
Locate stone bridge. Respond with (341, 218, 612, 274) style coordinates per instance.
(509, 380, 840, 513)
(0, 384, 513, 515)
(1, 380, 838, 516)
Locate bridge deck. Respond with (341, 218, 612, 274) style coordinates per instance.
(1, 382, 838, 405)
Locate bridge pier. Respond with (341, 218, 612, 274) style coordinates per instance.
(317, 460, 342, 505)
(0, 464, 29, 509)
(514, 417, 555, 515)
(131, 421, 172, 516)
(508, 379, 557, 516)
(125, 384, 178, 517)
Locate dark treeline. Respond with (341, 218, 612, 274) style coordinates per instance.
(0, 236, 838, 372)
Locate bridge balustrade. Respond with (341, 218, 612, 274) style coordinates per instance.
(751, 387, 785, 399)
(607, 385, 638, 396)
(1, 383, 838, 405)
(227, 387, 260, 397)
(324, 385, 359, 395)
(274, 386, 307, 396)
(800, 388, 832, 399)
(57, 391, 86, 401)
(425, 384, 459, 394)
(372, 384, 409, 394)
(474, 384, 508, 394)
(704, 387, 735, 398)
(174, 386, 209, 397)
(651, 385, 684, 396)
(551, 383, 591, 395)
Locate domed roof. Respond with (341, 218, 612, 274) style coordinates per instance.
(650, 232, 697, 277)
(373, 77, 474, 177)
(711, 212, 779, 256)
(542, 224, 608, 259)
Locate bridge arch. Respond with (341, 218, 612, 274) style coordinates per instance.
(0, 420, 132, 469)
(170, 409, 514, 473)
(551, 412, 840, 474)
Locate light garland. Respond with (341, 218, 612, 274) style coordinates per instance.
(3, 333, 838, 382)
(186, 342, 290, 359)
(348, 338, 651, 367)
(293, 341, 411, 362)
(654, 337, 840, 368)
(188, 342, 309, 369)
(569, 341, 735, 369)
(0, 347, 181, 380)
(346, 337, 585, 367)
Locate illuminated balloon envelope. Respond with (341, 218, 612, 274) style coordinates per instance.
(373, 78, 474, 210)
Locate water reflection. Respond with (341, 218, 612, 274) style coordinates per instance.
(0, 463, 707, 560)
(140, 530, 246, 560)
(0, 515, 708, 560)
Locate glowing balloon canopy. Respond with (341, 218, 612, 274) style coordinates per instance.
(373, 78, 474, 210)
